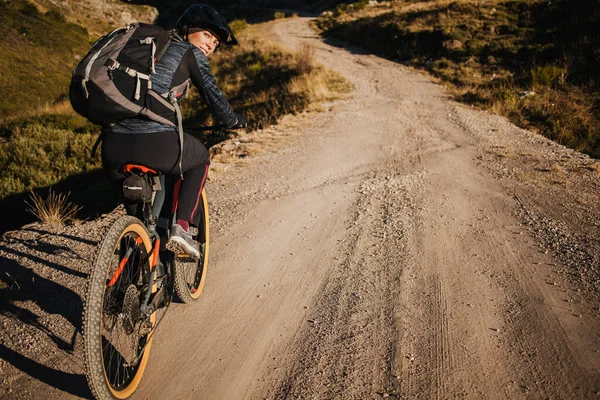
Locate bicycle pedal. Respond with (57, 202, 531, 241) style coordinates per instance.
(177, 253, 198, 261)
(165, 248, 195, 261)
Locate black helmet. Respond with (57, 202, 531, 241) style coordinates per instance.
(176, 4, 238, 46)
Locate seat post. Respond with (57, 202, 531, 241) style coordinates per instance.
(152, 175, 167, 222)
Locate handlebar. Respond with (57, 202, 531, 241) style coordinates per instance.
(186, 123, 248, 137)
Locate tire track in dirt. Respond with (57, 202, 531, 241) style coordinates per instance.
(269, 163, 413, 399)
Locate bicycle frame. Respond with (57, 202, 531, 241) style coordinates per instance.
(136, 173, 171, 316)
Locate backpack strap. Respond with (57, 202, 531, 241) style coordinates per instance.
(167, 79, 191, 180)
(106, 59, 151, 100)
(91, 130, 105, 158)
(168, 92, 185, 180)
(139, 37, 158, 73)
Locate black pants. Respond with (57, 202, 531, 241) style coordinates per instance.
(102, 130, 210, 227)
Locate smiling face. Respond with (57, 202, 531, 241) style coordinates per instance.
(188, 29, 220, 56)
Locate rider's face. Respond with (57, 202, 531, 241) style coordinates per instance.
(188, 29, 219, 56)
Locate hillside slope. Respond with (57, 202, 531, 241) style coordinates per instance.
(33, 0, 157, 33)
(0, 1, 91, 118)
(316, 0, 600, 157)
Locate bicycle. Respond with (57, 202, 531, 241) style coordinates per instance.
(82, 126, 221, 399)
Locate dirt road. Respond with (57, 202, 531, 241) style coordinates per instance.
(2, 17, 600, 399)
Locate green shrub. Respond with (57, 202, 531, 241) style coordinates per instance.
(274, 11, 285, 19)
(19, 3, 38, 17)
(229, 19, 247, 36)
(45, 9, 66, 23)
(433, 58, 450, 70)
(2, 113, 98, 135)
(353, 0, 368, 12)
(334, 4, 347, 17)
(532, 65, 567, 88)
(0, 124, 101, 199)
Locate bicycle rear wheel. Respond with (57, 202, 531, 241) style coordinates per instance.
(173, 188, 210, 303)
(83, 216, 155, 399)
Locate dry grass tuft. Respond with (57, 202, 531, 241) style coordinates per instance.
(26, 189, 82, 225)
(289, 67, 351, 105)
(296, 42, 317, 74)
(0, 272, 20, 291)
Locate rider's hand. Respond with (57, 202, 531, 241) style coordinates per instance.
(231, 113, 247, 129)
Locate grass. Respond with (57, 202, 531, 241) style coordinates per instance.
(316, 0, 600, 158)
(296, 42, 318, 74)
(0, 123, 102, 196)
(26, 189, 82, 225)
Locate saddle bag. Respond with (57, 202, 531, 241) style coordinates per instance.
(122, 174, 153, 203)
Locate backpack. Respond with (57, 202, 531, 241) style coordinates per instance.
(69, 23, 178, 128)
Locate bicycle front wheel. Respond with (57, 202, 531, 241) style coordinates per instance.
(173, 188, 210, 303)
(83, 215, 155, 399)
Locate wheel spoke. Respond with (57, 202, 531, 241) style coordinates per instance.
(101, 227, 150, 390)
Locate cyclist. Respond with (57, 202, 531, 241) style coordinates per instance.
(101, 4, 246, 258)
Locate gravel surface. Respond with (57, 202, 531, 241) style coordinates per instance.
(1, 17, 600, 399)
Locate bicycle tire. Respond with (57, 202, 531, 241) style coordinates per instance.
(173, 188, 210, 303)
(83, 215, 155, 399)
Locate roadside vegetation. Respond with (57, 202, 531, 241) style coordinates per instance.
(26, 189, 82, 225)
(0, 1, 349, 232)
(185, 22, 349, 131)
(316, 0, 600, 157)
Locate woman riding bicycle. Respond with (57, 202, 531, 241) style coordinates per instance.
(101, 4, 246, 258)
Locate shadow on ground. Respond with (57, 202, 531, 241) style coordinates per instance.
(0, 224, 95, 397)
(0, 344, 90, 398)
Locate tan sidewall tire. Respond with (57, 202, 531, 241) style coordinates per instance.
(173, 188, 209, 303)
(83, 216, 154, 400)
